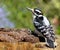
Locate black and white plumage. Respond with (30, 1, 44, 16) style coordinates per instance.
(27, 7, 57, 48)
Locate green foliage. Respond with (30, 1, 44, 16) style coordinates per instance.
(0, 0, 60, 33)
(57, 26, 60, 35)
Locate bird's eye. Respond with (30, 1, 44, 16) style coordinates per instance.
(35, 11, 40, 15)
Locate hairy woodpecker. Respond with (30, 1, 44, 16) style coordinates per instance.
(27, 7, 57, 48)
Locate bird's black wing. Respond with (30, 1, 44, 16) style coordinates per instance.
(33, 17, 55, 42)
(33, 17, 47, 35)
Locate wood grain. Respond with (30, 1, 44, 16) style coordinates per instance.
(0, 38, 59, 50)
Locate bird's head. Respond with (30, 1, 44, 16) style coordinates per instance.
(27, 7, 43, 18)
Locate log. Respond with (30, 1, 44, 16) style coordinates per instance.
(0, 28, 59, 50)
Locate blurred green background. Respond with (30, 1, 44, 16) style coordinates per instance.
(0, 0, 60, 34)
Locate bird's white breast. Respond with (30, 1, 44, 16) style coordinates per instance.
(43, 16, 50, 26)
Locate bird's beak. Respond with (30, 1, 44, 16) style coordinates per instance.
(27, 7, 34, 13)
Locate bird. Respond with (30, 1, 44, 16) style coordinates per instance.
(27, 7, 57, 48)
